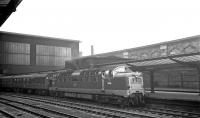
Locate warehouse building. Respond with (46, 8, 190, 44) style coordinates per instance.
(0, 31, 80, 75)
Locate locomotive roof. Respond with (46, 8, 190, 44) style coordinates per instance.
(99, 64, 129, 71)
(12, 73, 48, 78)
(0, 76, 12, 79)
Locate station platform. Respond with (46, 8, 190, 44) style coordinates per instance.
(145, 90, 200, 102)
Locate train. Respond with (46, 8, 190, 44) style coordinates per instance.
(0, 65, 145, 106)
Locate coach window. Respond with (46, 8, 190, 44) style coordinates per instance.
(86, 71, 89, 81)
(92, 71, 95, 81)
(16, 78, 19, 83)
(23, 78, 25, 83)
(81, 71, 85, 81)
(101, 70, 106, 79)
(105, 70, 110, 78)
(61, 76, 64, 82)
(95, 70, 99, 82)
(59, 74, 62, 82)
(85, 71, 89, 82)
(88, 71, 91, 82)
(71, 71, 81, 81)
(29, 78, 32, 84)
(98, 71, 102, 78)
(90, 70, 95, 82)
(64, 74, 68, 82)
(87, 71, 91, 81)
(88, 71, 91, 81)
(85, 71, 88, 81)
(80, 71, 84, 81)
(90, 71, 94, 82)
(27, 78, 29, 84)
(24, 78, 27, 84)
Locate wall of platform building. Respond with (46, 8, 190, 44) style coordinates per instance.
(142, 68, 199, 92)
(96, 36, 200, 92)
(0, 31, 79, 75)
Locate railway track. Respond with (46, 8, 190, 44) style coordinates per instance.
(144, 98, 200, 118)
(0, 101, 56, 118)
(134, 106, 200, 118)
(0, 96, 92, 118)
(1, 93, 159, 118)
(2, 93, 200, 118)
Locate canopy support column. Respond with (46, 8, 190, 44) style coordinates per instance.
(197, 67, 200, 96)
(150, 70, 155, 93)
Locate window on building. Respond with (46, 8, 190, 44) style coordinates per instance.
(36, 45, 71, 66)
(0, 41, 30, 65)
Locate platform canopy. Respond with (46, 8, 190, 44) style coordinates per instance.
(94, 52, 200, 71)
(66, 52, 200, 71)
(65, 52, 200, 72)
(0, 0, 22, 26)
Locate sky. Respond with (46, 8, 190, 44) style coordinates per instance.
(1, 0, 200, 56)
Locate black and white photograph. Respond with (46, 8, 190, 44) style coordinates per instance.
(0, 0, 200, 117)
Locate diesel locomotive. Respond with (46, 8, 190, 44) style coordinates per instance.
(0, 65, 145, 106)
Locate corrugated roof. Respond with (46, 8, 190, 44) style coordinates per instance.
(0, 31, 80, 43)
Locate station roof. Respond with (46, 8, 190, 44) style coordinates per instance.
(94, 52, 200, 71)
(94, 35, 200, 57)
(66, 51, 200, 72)
(0, 0, 22, 27)
(71, 34, 200, 71)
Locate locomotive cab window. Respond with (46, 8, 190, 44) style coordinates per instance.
(104, 70, 113, 79)
(130, 73, 143, 84)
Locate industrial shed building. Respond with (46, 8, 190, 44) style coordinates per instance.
(0, 31, 80, 75)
